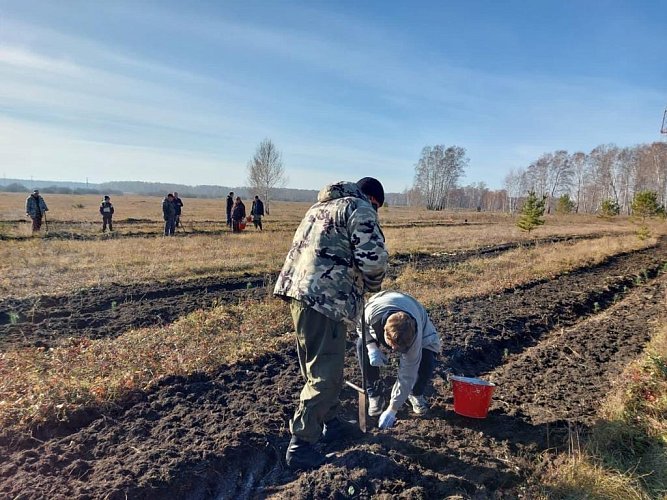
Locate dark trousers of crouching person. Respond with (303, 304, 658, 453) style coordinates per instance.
(355, 336, 437, 399)
(102, 215, 113, 232)
(289, 299, 346, 444)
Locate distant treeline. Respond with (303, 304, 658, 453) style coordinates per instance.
(0, 179, 320, 202)
(0, 182, 123, 196)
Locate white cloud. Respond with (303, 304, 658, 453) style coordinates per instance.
(0, 117, 238, 185)
(0, 44, 83, 75)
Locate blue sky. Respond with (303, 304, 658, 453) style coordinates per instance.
(0, 0, 664, 191)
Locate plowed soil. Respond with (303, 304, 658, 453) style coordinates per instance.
(0, 232, 627, 350)
(1, 238, 666, 499)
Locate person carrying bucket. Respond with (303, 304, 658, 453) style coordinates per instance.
(355, 290, 442, 429)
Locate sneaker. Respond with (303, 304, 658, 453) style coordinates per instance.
(408, 394, 429, 415)
(321, 416, 361, 443)
(285, 436, 325, 471)
(368, 395, 385, 417)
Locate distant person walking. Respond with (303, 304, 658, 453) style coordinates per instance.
(25, 189, 48, 233)
(231, 196, 246, 233)
(162, 193, 177, 236)
(226, 191, 234, 228)
(99, 195, 115, 232)
(173, 191, 184, 229)
(251, 195, 264, 231)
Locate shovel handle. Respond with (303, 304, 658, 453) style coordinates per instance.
(345, 380, 364, 393)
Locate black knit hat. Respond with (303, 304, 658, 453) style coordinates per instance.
(357, 177, 384, 207)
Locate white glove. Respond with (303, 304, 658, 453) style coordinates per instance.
(378, 409, 397, 429)
(368, 349, 388, 367)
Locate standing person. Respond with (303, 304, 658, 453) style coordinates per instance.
(25, 189, 48, 233)
(355, 291, 441, 430)
(231, 196, 246, 233)
(250, 195, 264, 231)
(226, 191, 234, 228)
(162, 193, 176, 236)
(274, 177, 388, 471)
(173, 191, 183, 229)
(99, 195, 115, 232)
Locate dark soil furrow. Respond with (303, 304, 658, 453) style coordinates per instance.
(435, 239, 667, 376)
(0, 232, 641, 350)
(1, 239, 666, 499)
(0, 276, 270, 349)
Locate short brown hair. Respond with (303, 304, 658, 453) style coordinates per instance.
(384, 312, 416, 352)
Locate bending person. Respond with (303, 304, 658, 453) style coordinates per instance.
(356, 290, 441, 429)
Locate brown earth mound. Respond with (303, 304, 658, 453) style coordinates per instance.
(1, 238, 666, 499)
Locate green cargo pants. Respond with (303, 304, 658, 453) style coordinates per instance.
(289, 299, 347, 444)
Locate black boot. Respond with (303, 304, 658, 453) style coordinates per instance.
(285, 436, 325, 471)
(321, 416, 361, 443)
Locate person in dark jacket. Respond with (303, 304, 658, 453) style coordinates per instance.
(99, 195, 115, 232)
(173, 191, 183, 229)
(231, 196, 246, 233)
(226, 191, 234, 227)
(162, 193, 176, 236)
(25, 189, 48, 233)
(250, 195, 264, 230)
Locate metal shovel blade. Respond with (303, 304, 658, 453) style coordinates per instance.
(344, 380, 367, 433)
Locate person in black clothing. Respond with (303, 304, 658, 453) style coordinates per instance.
(99, 195, 115, 232)
(251, 195, 264, 231)
(231, 196, 246, 233)
(226, 191, 234, 228)
(163, 193, 176, 236)
(173, 191, 183, 229)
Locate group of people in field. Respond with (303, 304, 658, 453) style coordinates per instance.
(225, 191, 264, 233)
(273, 177, 442, 471)
(24, 190, 265, 236)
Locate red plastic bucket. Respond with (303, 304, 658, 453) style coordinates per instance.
(450, 375, 496, 418)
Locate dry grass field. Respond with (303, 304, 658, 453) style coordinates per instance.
(0, 192, 648, 298)
(1, 191, 666, 498)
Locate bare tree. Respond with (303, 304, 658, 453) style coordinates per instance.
(503, 168, 525, 214)
(246, 138, 287, 215)
(413, 145, 468, 210)
(570, 152, 589, 213)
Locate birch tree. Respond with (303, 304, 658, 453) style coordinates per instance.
(413, 145, 468, 210)
(246, 138, 287, 215)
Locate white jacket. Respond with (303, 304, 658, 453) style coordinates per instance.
(357, 291, 441, 412)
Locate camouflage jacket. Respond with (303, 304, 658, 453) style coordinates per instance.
(274, 181, 388, 324)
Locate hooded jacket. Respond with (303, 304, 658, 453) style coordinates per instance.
(26, 195, 48, 218)
(358, 291, 442, 412)
(274, 181, 388, 324)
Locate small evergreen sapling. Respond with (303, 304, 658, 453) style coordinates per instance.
(516, 191, 546, 233)
(598, 198, 620, 218)
(555, 194, 575, 214)
(631, 190, 664, 240)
